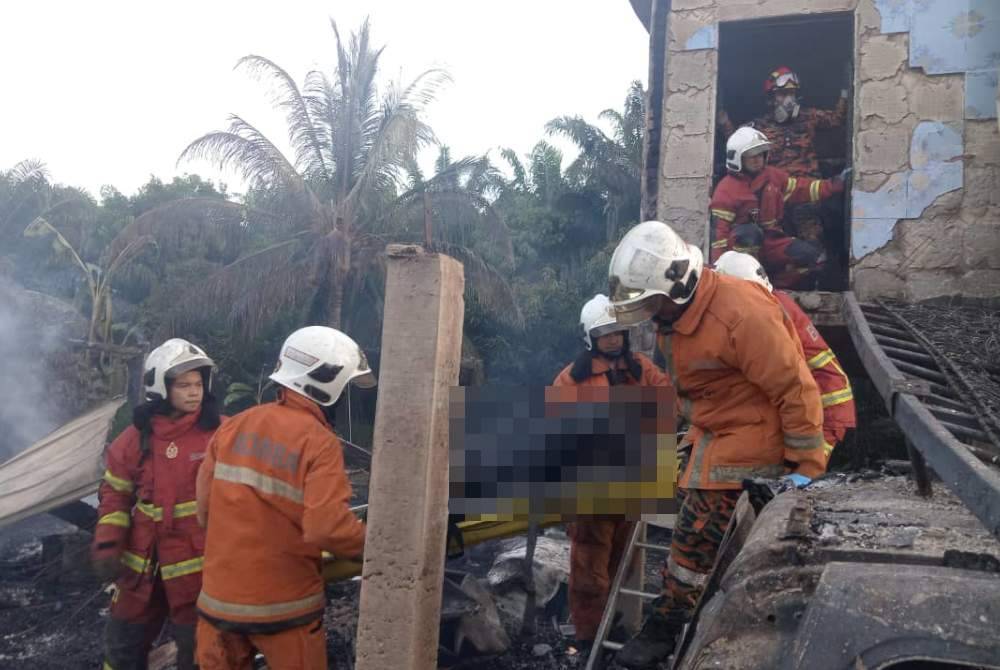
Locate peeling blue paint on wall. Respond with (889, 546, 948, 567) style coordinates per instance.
(684, 24, 718, 51)
(910, 121, 963, 166)
(910, 2, 970, 74)
(968, 0, 1000, 71)
(966, 70, 1000, 119)
(876, 0, 999, 119)
(851, 121, 964, 260)
(875, 0, 921, 34)
(851, 217, 901, 258)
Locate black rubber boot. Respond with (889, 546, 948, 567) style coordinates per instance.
(104, 618, 151, 670)
(174, 623, 197, 670)
(614, 611, 684, 669)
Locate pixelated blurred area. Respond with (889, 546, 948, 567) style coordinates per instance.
(449, 387, 678, 522)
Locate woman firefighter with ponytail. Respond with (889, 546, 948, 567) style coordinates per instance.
(91, 338, 222, 670)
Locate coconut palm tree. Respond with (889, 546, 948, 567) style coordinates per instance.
(175, 19, 449, 335)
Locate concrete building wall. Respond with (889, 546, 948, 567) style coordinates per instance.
(655, 0, 1000, 301)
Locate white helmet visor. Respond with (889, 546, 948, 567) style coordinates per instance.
(590, 321, 628, 340)
(350, 370, 377, 389)
(614, 291, 667, 326)
(166, 357, 214, 380)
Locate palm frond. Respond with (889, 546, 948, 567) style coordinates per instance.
(236, 55, 330, 181)
(8, 159, 49, 186)
(499, 148, 527, 192)
(180, 116, 327, 227)
(390, 190, 513, 265)
(428, 242, 523, 329)
(346, 77, 439, 211)
(107, 197, 249, 263)
(180, 117, 300, 191)
(169, 235, 317, 337)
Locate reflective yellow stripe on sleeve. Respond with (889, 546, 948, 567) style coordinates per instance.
(807, 349, 836, 370)
(97, 511, 131, 528)
(103, 470, 134, 494)
(710, 208, 736, 222)
(810, 180, 822, 202)
(711, 240, 729, 249)
(161, 557, 203, 580)
(821, 387, 855, 408)
(784, 432, 824, 450)
(784, 177, 798, 201)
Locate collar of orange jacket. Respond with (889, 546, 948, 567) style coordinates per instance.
(671, 268, 719, 336)
(277, 388, 331, 427)
(587, 354, 631, 376)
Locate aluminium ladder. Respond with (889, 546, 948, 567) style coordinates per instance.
(584, 521, 672, 670)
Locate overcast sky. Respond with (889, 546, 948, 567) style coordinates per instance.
(0, 1, 648, 199)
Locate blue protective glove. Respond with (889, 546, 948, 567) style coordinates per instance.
(783, 473, 812, 489)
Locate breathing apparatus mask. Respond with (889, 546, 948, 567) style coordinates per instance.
(773, 92, 800, 124)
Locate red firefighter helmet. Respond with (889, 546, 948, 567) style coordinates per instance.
(764, 66, 800, 95)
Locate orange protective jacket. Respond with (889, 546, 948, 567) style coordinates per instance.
(552, 349, 672, 390)
(196, 391, 365, 632)
(774, 291, 857, 457)
(657, 269, 825, 488)
(92, 411, 216, 611)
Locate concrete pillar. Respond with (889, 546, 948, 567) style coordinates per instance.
(355, 245, 465, 670)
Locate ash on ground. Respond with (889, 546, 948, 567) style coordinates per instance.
(0, 515, 107, 669)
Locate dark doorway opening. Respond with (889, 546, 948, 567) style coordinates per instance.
(714, 12, 854, 291)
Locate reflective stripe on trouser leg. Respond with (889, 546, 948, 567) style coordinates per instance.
(657, 488, 741, 616)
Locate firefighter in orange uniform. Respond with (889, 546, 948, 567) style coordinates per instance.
(714, 251, 856, 460)
(552, 294, 674, 654)
(607, 221, 824, 668)
(718, 66, 848, 179)
(195, 326, 371, 669)
(92, 338, 221, 670)
(709, 126, 849, 289)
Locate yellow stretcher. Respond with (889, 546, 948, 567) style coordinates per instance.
(321, 518, 562, 583)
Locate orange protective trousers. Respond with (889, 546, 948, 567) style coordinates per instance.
(567, 518, 637, 642)
(196, 617, 327, 670)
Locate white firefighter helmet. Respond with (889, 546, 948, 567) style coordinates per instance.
(726, 126, 772, 173)
(608, 220, 704, 326)
(144, 338, 215, 402)
(714, 250, 773, 292)
(580, 294, 627, 350)
(269, 326, 376, 406)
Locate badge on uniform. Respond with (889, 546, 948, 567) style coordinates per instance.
(166, 443, 179, 459)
